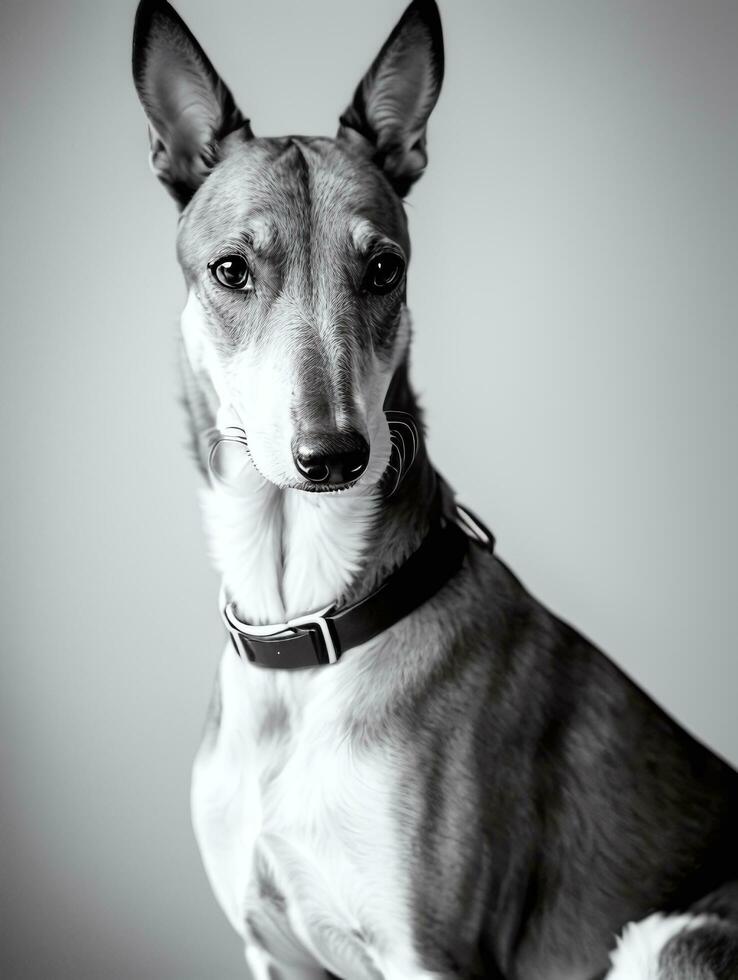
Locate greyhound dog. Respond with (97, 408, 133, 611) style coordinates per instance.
(132, 1, 738, 977)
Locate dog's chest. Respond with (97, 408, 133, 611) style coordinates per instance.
(192, 648, 430, 980)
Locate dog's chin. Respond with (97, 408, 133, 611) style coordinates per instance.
(266, 467, 386, 497)
(292, 482, 358, 494)
(282, 459, 394, 497)
(283, 476, 368, 496)
(240, 458, 370, 496)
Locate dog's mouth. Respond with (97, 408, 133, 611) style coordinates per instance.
(292, 480, 360, 494)
(207, 413, 420, 497)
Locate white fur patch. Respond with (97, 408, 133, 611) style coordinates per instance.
(605, 911, 714, 979)
(192, 637, 446, 980)
(200, 477, 381, 624)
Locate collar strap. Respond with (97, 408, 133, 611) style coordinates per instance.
(220, 504, 494, 670)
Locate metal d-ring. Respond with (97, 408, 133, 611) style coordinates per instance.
(455, 503, 495, 551)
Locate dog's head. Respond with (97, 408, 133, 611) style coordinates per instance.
(133, 0, 443, 494)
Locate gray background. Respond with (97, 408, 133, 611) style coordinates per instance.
(1, 0, 736, 977)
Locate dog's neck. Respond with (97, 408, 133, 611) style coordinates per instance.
(199, 364, 438, 627)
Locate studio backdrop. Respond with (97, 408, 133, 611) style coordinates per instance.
(1, 1, 736, 977)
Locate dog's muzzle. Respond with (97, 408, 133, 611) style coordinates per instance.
(207, 413, 420, 495)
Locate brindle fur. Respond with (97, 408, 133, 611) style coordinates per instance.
(133, 2, 738, 977)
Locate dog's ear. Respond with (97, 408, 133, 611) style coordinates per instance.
(337, 0, 444, 197)
(132, 0, 251, 207)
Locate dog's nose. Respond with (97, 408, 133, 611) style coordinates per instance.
(292, 431, 370, 487)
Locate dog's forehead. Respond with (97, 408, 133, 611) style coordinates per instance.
(177, 136, 408, 272)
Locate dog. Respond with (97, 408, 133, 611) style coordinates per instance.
(132, 1, 738, 977)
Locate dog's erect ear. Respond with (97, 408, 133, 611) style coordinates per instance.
(132, 0, 251, 207)
(337, 0, 444, 197)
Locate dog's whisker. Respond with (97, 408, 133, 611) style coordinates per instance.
(384, 462, 401, 485)
(386, 439, 401, 470)
(392, 424, 419, 474)
(385, 413, 419, 441)
(390, 431, 406, 471)
(386, 444, 402, 477)
(389, 460, 403, 498)
(387, 418, 419, 460)
(382, 438, 404, 498)
(385, 410, 418, 423)
(390, 423, 415, 462)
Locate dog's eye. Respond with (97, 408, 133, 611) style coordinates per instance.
(363, 252, 405, 295)
(209, 255, 252, 290)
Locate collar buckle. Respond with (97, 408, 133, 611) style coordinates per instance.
(221, 600, 339, 667)
(285, 609, 339, 664)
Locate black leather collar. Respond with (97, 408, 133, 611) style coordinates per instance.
(220, 502, 494, 670)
